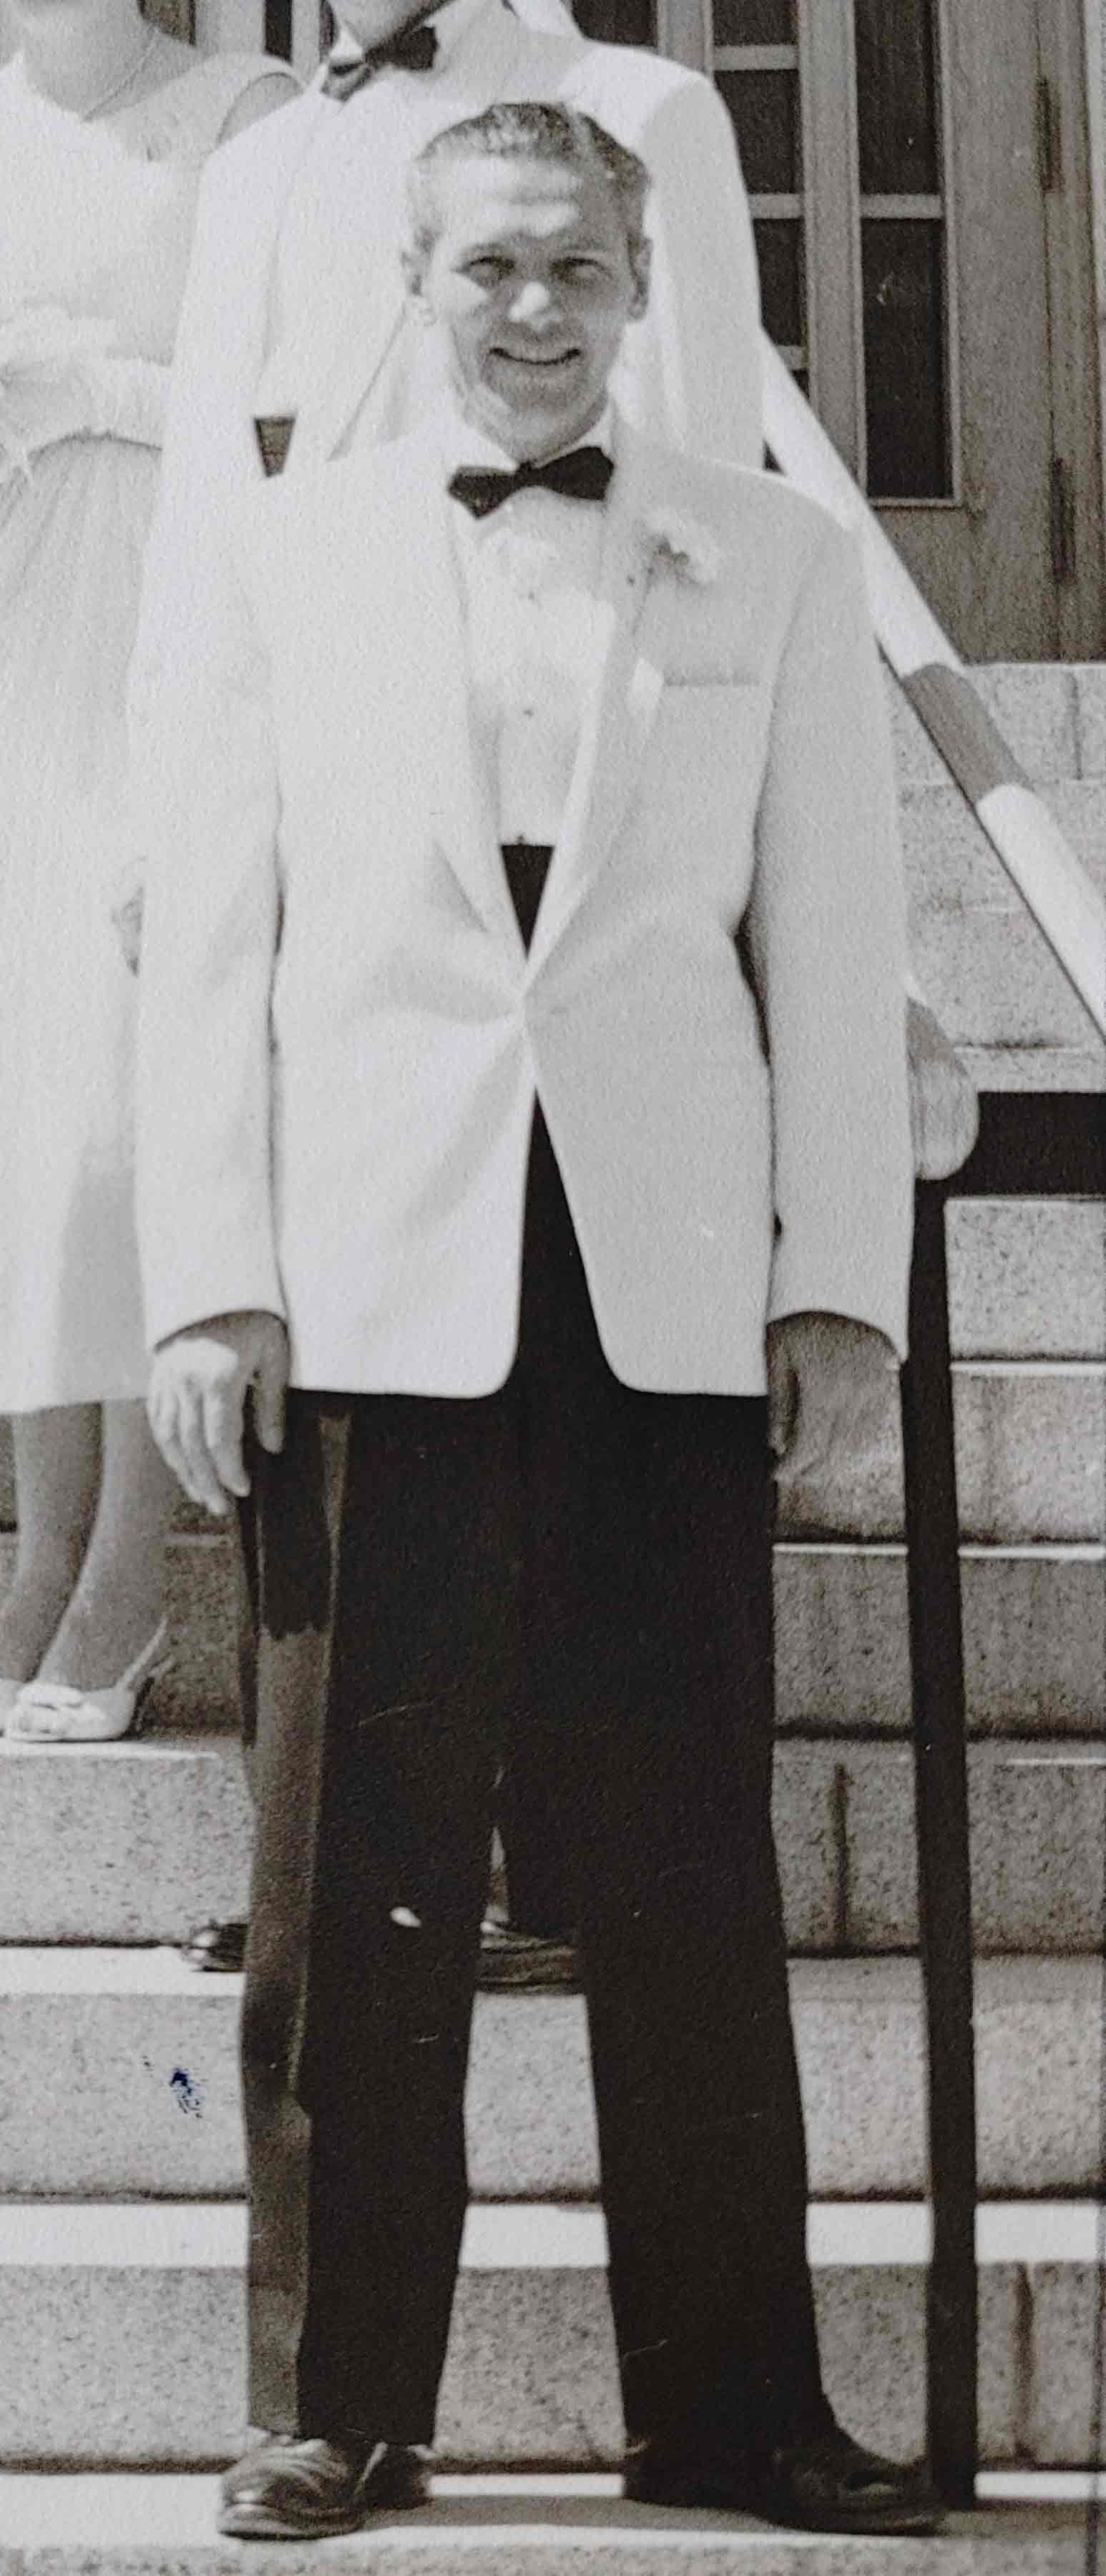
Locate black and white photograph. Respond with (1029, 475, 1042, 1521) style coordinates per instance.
(0, 1, 1103, 2567)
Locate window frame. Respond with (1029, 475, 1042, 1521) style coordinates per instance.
(675, 0, 963, 507)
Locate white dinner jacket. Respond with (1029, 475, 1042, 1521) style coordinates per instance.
(137, 418, 913, 1398)
(130, 1, 761, 735)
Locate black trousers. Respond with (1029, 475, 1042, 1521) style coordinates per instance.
(236, 1121, 828, 2462)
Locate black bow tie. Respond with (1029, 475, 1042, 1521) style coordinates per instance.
(323, 18, 437, 99)
(448, 446, 614, 519)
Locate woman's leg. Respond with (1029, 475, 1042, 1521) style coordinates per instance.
(0, 1407, 101, 1682)
(36, 1398, 177, 1688)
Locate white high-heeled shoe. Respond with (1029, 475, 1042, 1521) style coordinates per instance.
(7, 1619, 174, 1745)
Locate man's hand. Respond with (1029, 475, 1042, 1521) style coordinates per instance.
(147, 1311, 288, 1517)
(907, 995, 979, 1180)
(767, 1310, 894, 1484)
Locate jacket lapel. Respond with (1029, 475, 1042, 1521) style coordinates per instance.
(524, 422, 670, 977)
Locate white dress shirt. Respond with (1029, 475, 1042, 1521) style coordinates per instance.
(255, 0, 491, 419)
(447, 406, 613, 848)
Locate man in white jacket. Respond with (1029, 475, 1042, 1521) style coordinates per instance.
(137, 103, 940, 2543)
(132, 0, 768, 1977)
(132, 0, 974, 1982)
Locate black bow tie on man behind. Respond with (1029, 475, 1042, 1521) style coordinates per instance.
(323, 17, 438, 99)
(448, 446, 614, 519)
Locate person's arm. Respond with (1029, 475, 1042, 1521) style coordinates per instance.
(129, 141, 273, 756)
(124, 134, 279, 951)
(0, 319, 170, 477)
(135, 499, 285, 1383)
(906, 987, 980, 1178)
(619, 70, 762, 469)
(219, 67, 300, 144)
(765, 1309, 894, 1481)
(745, 511, 914, 1363)
(147, 1309, 288, 1517)
(137, 506, 288, 1514)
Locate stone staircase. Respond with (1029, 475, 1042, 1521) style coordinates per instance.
(0, 662, 1103, 2572)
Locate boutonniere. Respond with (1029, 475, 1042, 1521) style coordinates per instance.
(637, 504, 723, 588)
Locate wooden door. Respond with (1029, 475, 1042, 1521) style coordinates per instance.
(578, 0, 1105, 660)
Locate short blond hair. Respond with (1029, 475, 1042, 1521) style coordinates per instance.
(407, 100, 651, 264)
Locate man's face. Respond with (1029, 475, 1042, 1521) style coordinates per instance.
(335, 0, 450, 59)
(406, 152, 650, 462)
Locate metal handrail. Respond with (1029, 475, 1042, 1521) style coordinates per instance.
(901, 1097, 1105, 2504)
(763, 333, 1106, 2504)
(763, 335, 1106, 1040)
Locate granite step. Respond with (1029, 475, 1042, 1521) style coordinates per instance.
(1, 1196, 1103, 1564)
(1, 1731, 1102, 1954)
(0, 1952, 1100, 2203)
(887, 661, 1106, 1050)
(886, 660, 1105, 789)
(0, 2472, 1096, 2575)
(4, 1367, 1105, 1564)
(901, 778, 1106, 906)
(906, 906, 1104, 1053)
(0, 2201, 1097, 2470)
(959, 1045, 1104, 1094)
(4, 1367, 1105, 1546)
(0, 2472, 1095, 2576)
(1, 1535, 1104, 1744)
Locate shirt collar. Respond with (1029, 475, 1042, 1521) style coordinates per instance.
(441, 398, 616, 481)
(429, 0, 496, 67)
(332, 0, 493, 69)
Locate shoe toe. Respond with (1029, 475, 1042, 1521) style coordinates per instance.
(181, 1918, 248, 1973)
(7, 1708, 66, 1742)
(217, 2437, 426, 2537)
(770, 2437, 942, 2535)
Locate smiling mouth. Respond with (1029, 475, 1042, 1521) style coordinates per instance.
(493, 348, 580, 371)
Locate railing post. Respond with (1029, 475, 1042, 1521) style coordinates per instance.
(899, 1179, 979, 2506)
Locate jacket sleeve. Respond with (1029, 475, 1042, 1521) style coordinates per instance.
(615, 71, 763, 469)
(127, 142, 271, 841)
(135, 506, 286, 1352)
(745, 516, 914, 1356)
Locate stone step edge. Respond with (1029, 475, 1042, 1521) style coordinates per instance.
(3, 1945, 1099, 2001)
(0, 2469, 1096, 2556)
(5, 1725, 1102, 1773)
(154, 1534, 1106, 1562)
(0, 2202, 1099, 2268)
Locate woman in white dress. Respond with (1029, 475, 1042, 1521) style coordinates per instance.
(0, 0, 296, 1740)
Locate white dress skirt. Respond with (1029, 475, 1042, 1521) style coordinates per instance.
(0, 49, 290, 1409)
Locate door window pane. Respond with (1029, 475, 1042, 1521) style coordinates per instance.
(862, 220, 949, 496)
(754, 218, 803, 346)
(571, 1, 654, 39)
(855, 0, 940, 195)
(713, 0, 793, 39)
(715, 68, 800, 192)
(711, 6, 806, 384)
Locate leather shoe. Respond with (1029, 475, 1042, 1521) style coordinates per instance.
(180, 1916, 248, 1974)
(478, 1919, 578, 1989)
(218, 2436, 428, 2539)
(626, 2431, 942, 2535)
